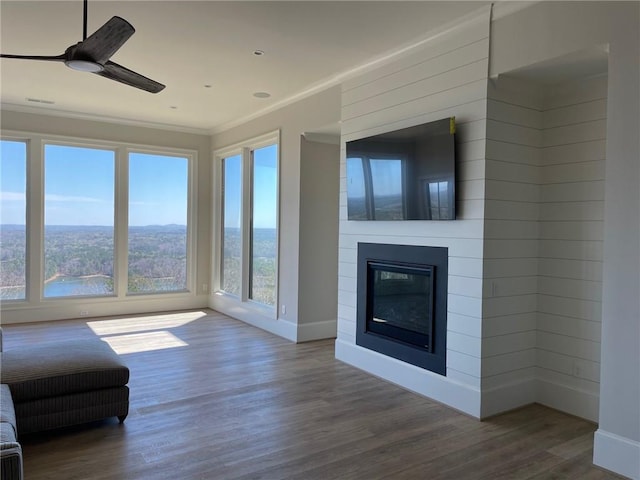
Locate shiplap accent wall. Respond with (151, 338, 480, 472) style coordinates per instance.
(335, 10, 491, 418)
(483, 74, 607, 420)
(536, 75, 607, 422)
(482, 76, 542, 417)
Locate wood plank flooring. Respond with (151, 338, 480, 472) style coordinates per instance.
(1, 309, 625, 479)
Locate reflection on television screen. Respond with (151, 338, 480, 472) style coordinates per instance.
(346, 117, 456, 221)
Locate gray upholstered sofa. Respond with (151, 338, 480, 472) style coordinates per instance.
(0, 329, 130, 480)
(0, 384, 21, 480)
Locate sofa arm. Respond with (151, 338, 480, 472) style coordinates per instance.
(0, 442, 23, 480)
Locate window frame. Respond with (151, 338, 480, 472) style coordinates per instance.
(125, 147, 196, 296)
(219, 151, 244, 299)
(0, 136, 30, 303)
(213, 130, 280, 316)
(42, 140, 118, 300)
(0, 130, 198, 311)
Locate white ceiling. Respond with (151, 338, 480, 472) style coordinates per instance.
(0, 1, 488, 134)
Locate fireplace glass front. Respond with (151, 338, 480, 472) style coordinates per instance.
(368, 262, 434, 352)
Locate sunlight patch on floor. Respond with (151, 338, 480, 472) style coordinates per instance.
(87, 311, 207, 335)
(101, 331, 188, 354)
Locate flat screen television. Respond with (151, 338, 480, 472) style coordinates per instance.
(346, 116, 456, 221)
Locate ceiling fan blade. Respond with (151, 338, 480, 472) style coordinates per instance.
(95, 61, 165, 94)
(0, 53, 66, 62)
(76, 16, 135, 64)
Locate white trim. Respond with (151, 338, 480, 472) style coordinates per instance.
(213, 130, 280, 159)
(210, 292, 296, 342)
(297, 319, 337, 342)
(2, 129, 199, 158)
(302, 132, 340, 145)
(0, 103, 211, 136)
(481, 377, 536, 418)
(115, 146, 129, 299)
(0, 294, 208, 324)
(536, 378, 600, 423)
(594, 429, 640, 480)
(335, 338, 482, 418)
(491, 1, 541, 20)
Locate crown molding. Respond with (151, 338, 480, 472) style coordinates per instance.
(491, 1, 540, 20)
(0, 102, 211, 137)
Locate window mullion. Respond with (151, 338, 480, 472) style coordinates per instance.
(241, 147, 252, 302)
(27, 138, 43, 301)
(115, 148, 129, 298)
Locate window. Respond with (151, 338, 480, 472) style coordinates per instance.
(250, 144, 278, 306)
(220, 154, 242, 296)
(370, 158, 403, 220)
(0, 133, 196, 312)
(346, 155, 405, 220)
(43, 144, 115, 298)
(128, 152, 189, 294)
(422, 178, 452, 220)
(0, 140, 27, 300)
(215, 132, 279, 310)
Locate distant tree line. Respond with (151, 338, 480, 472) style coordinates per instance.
(1, 225, 276, 301)
(0, 225, 187, 293)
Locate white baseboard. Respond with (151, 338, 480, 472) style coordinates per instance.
(0, 295, 209, 324)
(481, 377, 536, 418)
(335, 339, 481, 418)
(297, 319, 337, 342)
(536, 378, 599, 422)
(594, 429, 640, 480)
(210, 295, 297, 342)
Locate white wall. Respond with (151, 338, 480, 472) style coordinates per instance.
(209, 86, 341, 342)
(491, 2, 639, 478)
(482, 75, 541, 417)
(335, 8, 491, 418)
(298, 136, 340, 340)
(483, 73, 608, 421)
(536, 75, 607, 422)
(0, 110, 212, 323)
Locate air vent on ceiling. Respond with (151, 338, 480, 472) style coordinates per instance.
(26, 97, 55, 105)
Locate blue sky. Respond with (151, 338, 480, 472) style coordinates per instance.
(347, 156, 403, 198)
(1, 140, 189, 226)
(2, 140, 278, 228)
(0, 140, 26, 225)
(224, 144, 278, 230)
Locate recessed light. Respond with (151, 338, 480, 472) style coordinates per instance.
(253, 50, 265, 56)
(253, 92, 271, 99)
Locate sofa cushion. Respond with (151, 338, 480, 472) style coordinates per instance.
(1, 340, 129, 402)
(0, 423, 17, 445)
(0, 385, 17, 439)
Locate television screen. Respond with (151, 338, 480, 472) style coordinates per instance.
(346, 117, 456, 221)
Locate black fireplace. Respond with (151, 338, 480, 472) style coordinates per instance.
(356, 243, 447, 375)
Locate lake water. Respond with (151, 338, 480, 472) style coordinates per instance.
(44, 276, 113, 298)
(0, 277, 112, 300)
(1, 276, 184, 300)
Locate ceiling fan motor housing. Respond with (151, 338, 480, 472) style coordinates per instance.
(64, 44, 104, 72)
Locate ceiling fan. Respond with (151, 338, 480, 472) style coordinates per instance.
(0, 0, 165, 93)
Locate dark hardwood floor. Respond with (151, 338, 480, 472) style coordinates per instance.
(2, 309, 624, 479)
